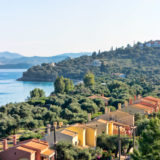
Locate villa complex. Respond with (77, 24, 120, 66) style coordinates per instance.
(0, 95, 160, 159)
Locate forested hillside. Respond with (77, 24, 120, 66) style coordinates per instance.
(0, 74, 154, 138)
(19, 43, 160, 83)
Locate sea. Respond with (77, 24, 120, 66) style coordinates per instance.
(0, 69, 54, 106)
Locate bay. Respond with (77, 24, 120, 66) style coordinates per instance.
(0, 69, 54, 106)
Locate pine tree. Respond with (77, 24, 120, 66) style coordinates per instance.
(83, 72, 95, 87)
(29, 88, 45, 99)
(64, 78, 74, 93)
(54, 76, 74, 93)
(54, 76, 65, 93)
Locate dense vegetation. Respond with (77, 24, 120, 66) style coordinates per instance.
(131, 114, 160, 160)
(56, 142, 102, 160)
(0, 70, 158, 138)
(97, 135, 133, 158)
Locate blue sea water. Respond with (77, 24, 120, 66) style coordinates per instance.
(0, 69, 54, 106)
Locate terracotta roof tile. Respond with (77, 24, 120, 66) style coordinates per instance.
(22, 139, 48, 152)
(132, 104, 154, 111)
(143, 96, 160, 103)
(17, 146, 36, 153)
(110, 121, 130, 127)
(41, 149, 55, 156)
(139, 101, 155, 108)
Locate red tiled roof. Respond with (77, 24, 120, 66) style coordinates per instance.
(22, 141, 48, 152)
(17, 146, 36, 154)
(143, 96, 160, 103)
(132, 104, 154, 112)
(139, 101, 155, 108)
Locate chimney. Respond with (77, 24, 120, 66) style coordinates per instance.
(133, 115, 135, 127)
(105, 102, 108, 106)
(88, 113, 91, 121)
(105, 107, 107, 114)
(3, 139, 8, 151)
(47, 124, 51, 135)
(53, 125, 57, 145)
(118, 103, 121, 110)
(106, 123, 109, 135)
(134, 95, 137, 101)
(156, 101, 160, 107)
(13, 135, 17, 146)
(124, 101, 128, 107)
(59, 122, 63, 128)
(129, 98, 133, 105)
(138, 95, 141, 100)
(53, 122, 57, 129)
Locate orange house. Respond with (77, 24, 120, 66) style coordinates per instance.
(0, 139, 55, 160)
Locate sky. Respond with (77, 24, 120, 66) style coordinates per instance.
(0, 0, 160, 57)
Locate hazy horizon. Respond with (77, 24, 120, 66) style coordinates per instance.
(0, 51, 92, 57)
(0, 0, 160, 57)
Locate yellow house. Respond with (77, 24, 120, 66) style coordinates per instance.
(108, 122, 113, 135)
(85, 127, 97, 147)
(86, 119, 108, 135)
(67, 124, 97, 147)
(67, 125, 86, 147)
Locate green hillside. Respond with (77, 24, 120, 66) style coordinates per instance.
(19, 43, 160, 84)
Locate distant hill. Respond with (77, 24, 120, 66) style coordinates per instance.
(0, 51, 23, 59)
(59, 52, 92, 58)
(0, 52, 91, 69)
(19, 41, 160, 82)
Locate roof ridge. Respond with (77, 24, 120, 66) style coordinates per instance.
(62, 129, 78, 134)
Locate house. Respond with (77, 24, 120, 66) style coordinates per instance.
(86, 119, 109, 135)
(0, 138, 55, 160)
(120, 96, 160, 115)
(44, 123, 97, 148)
(44, 108, 134, 148)
(145, 40, 160, 48)
(64, 124, 97, 147)
(92, 108, 134, 137)
(112, 73, 125, 78)
(44, 129, 78, 147)
(50, 63, 55, 67)
(86, 118, 131, 136)
(137, 40, 160, 48)
(91, 60, 102, 67)
(96, 110, 134, 126)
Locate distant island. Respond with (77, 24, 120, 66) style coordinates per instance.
(0, 51, 92, 69)
(19, 40, 160, 82)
